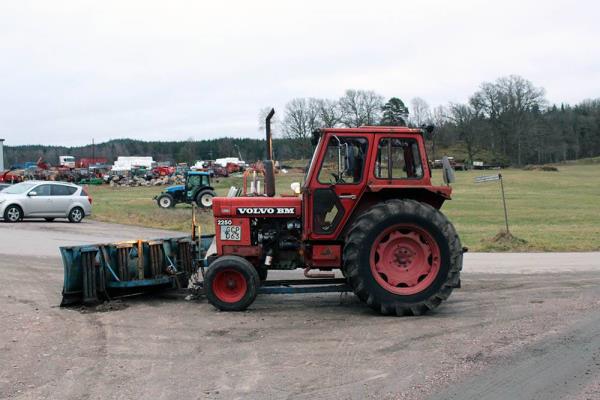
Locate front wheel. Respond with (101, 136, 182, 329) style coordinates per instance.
(157, 194, 175, 209)
(196, 190, 216, 208)
(68, 207, 84, 223)
(4, 205, 22, 223)
(204, 256, 260, 311)
(343, 199, 462, 316)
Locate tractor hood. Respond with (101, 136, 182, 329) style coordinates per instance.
(212, 196, 301, 218)
(165, 185, 185, 193)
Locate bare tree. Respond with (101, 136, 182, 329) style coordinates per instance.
(426, 105, 450, 159)
(282, 99, 320, 140)
(448, 103, 478, 163)
(431, 105, 449, 127)
(410, 97, 432, 127)
(313, 98, 342, 127)
(339, 89, 384, 127)
(281, 98, 321, 156)
(470, 75, 546, 164)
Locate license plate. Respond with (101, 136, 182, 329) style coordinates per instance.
(220, 225, 241, 241)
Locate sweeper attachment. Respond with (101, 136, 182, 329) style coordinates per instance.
(60, 236, 213, 306)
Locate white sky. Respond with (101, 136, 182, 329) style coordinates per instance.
(1, 0, 598, 146)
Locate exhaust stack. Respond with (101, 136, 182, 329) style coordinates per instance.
(265, 108, 275, 160)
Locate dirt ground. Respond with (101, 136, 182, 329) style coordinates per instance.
(1, 221, 599, 400)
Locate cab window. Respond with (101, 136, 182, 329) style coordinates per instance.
(317, 136, 368, 184)
(187, 175, 201, 187)
(375, 138, 423, 179)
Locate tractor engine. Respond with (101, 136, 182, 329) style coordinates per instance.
(211, 196, 304, 270)
(253, 217, 303, 270)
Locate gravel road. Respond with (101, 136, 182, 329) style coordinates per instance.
(1, 220, 599, 400)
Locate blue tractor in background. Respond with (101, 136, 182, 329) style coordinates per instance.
(154, 171, 216, 209)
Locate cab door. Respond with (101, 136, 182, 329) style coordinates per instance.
(185, 174, 201, 201)
(306, 133, 371, 240)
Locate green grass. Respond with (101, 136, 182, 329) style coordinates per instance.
(88, 164, 600, 252)
(88, 172, 304, 235)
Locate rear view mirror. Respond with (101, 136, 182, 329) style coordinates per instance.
(28, 191, 37, 196)
(442, 156, 456, 185)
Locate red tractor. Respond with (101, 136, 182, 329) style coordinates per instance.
(203, 111, 462, 316)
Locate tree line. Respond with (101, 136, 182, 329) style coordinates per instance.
(5, 74, 600, 167)
(3, 137, 313, 167)
(280, 75, 600, 165)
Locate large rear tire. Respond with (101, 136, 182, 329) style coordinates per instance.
(205, 256, 260, 311)
(343, 199, 462, 316)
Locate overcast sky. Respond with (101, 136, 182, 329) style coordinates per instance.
(1, 0, 598, 146)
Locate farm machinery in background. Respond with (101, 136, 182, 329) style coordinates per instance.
(61, 110, 463, 316)
(154, 170, 216, 209)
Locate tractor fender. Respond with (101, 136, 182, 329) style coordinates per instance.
(199, 186, 215, 193)
(195, 186, 215, 197)
(337, 188, 450, 240)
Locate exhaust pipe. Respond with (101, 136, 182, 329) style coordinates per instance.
(264, 109, 276, 197)
(265, 108, 275, 160)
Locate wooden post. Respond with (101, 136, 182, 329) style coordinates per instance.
(137, 240, 144, 279)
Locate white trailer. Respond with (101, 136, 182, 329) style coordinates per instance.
(111, 156, 155, 172)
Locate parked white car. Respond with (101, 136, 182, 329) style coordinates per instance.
(0, 181, 92, 223)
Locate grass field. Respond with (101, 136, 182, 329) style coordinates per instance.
(88, 162, 600, 252)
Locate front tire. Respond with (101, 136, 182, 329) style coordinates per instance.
(68, 207, 84, 223)
(343, 199, 462, 316)
(157, 194, 175, 209)
(4, 205, 22, 223)
(205, 256, 260, 311)
(196, 190, 216, 208)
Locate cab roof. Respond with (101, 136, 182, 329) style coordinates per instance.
(322, 126, 424, 135)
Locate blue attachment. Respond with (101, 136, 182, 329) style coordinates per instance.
(60, 235, 215, 305)
(187, 171, 209, 176)
(107, 277, 174, 288)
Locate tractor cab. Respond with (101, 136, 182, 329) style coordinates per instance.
(185, 171, 211, 201)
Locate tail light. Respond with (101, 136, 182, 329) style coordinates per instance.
(82, 187, 93, 205)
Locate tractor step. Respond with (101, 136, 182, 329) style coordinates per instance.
(194, 278, 351, 296)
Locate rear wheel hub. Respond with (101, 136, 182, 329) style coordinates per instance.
(370, 224, 441, 295)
